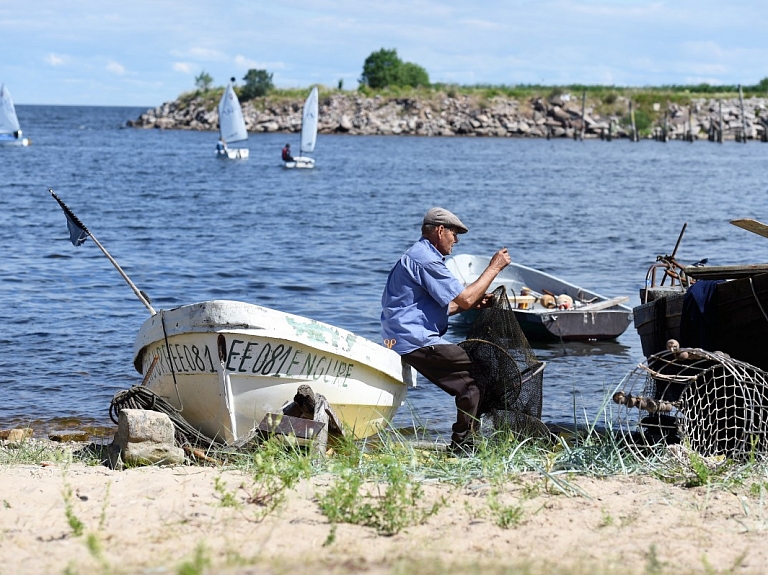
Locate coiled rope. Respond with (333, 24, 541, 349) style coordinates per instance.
(110, 386, 224, 449)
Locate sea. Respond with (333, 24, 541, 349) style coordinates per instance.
(2, 104, 767, 440)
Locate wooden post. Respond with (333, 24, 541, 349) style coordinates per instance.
(663, 110, 669, 142)
(629, 100, 637, 142)
(580, 90, 586, 141)
(688, 107, 693, 142)
(718, 99, 723, 143)
(738, 84, 747, 143)
(607, 119, 613, 141)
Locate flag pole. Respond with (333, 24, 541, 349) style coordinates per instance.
(49, 188, 157, 315)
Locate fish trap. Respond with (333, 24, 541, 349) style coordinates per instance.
(460, 285, 548, 438)
(614, 347, 768, 460)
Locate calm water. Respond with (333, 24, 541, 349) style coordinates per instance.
(2, 104, 767, 439)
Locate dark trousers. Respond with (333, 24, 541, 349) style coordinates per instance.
(402, 344, 479, 443)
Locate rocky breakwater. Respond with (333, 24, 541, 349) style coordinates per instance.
(127, 92, 768, 141)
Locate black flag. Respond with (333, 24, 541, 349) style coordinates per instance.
(49, 188, 89, 246)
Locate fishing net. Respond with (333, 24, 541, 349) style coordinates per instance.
(459, 285, 547, 437)
(614, 346, 768, 461)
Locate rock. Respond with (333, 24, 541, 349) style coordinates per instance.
(110, 409, 184, 468)
(1, 428, 33, 442)
(48, 430, 89, 442)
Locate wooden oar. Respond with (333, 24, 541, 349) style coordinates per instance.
(578, 296, 630, 311)
(731, 219, 768, 239)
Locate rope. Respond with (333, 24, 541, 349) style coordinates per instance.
(110, 386, 224, 449)
(749, 276, 768, 324)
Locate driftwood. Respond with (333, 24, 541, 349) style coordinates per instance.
(281, 384, 344, 456)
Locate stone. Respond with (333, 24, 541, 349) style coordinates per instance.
(110, 409, 183, 467)
(1, 428, 33, 442)
(48, 430, 89, 442)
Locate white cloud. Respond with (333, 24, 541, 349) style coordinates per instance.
(46, 53, 66, 66)
(173, 62, 193, 74)
(106, 61, 126, 75)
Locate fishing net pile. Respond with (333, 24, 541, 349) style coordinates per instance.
(614, 345, 768, 460)
(459, 285, 547, 437)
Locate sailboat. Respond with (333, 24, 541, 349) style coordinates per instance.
(216, 78, 249, 159)
(0, 84, 29, 147)
(284, 86, 318, 169)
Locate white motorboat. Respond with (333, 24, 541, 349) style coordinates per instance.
(0, 84, 29, 147)
(216, 79, 249, 159)
(132, 300, 414, 443)
(284, 86, 318, 169)
(447, 253, 633, 341)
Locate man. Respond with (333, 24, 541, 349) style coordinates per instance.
(282, 143, 294, 162)
(381, 207, 511, 451)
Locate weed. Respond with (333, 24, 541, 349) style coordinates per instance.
(98, 481, 111, 531)
(598, 508, 614, 528)
(177, 543, 210, 575)
(487, 490, 523, 529)
(213, 476, 242, 509)
(645, 543, 664, 574)
(238, 437, 311, 521)
(61, 481, 85, 537)
(317, 454, 443, 536)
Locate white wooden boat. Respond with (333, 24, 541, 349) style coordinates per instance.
(0, 84, 29, 147)
(132, 300, 413, 443)
(216, 80, 249, 160)
(446, 254, 633, 341)
(284, 86, 317, 169)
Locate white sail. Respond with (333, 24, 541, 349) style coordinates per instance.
(217, 82, 248, 144)
(300, 86, 319, 154)
(0, 84, 21, 135)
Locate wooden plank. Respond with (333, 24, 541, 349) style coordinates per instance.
(578, 296, 629, 311)
(731, 219, 768, 239)
(685, 264, 768, 280)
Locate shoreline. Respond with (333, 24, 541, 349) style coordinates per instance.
(2, 437, 768, 574)
(127, 91, 768, 142)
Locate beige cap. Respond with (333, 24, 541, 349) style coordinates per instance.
(422, 207, 468, 234)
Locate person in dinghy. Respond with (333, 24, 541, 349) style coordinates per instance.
(281, 143, 294, 162)
(216, 137, 228, 155)
(381, 207, 511, 454)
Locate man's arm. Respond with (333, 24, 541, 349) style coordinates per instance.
(450, 248, 511, 312)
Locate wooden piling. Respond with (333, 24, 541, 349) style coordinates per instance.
(738, 84, 747, 143)
(579, 91, 586, 141)
(629, 100, 638, 142)
(718, 100, 723, 143)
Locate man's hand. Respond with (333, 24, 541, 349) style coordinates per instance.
(488, 248, 511, 273)
(474, 292, 496, 309)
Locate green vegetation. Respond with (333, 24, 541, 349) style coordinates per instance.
(359, 48, 430, 89)
(241, 68, 274, 99)
(194, 71, 213, 92)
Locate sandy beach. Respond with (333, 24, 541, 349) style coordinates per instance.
(2, 440, 768, 575)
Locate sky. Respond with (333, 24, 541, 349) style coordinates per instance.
(1, 0, 766, 107)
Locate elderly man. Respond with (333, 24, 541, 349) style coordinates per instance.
(381, 207, 511, 451)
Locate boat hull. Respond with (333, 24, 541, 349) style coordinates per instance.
(0, 135, 29, 146)
(633, 292, 685, 357)
(217, 147, 249, 159)
(133, 301, 411, 443)
(283, 156, 315, 169)
(447, 254, 633, 341)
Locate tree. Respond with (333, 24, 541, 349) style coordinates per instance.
(359, 48, 430, 89)
(241, 69, 274, 100)
(399, 62, 430, 88)
(195, 71, 213, 92)
(360, 49, 403, 89)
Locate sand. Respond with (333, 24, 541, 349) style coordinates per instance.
(2, 448, 768, 575)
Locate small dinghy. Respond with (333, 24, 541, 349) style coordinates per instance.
(447, 253, 632, 341)
(133, 300, 414, 443)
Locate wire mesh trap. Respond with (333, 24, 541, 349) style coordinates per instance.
(459, 285, 548, 438)
(614, 345, 768, 461)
